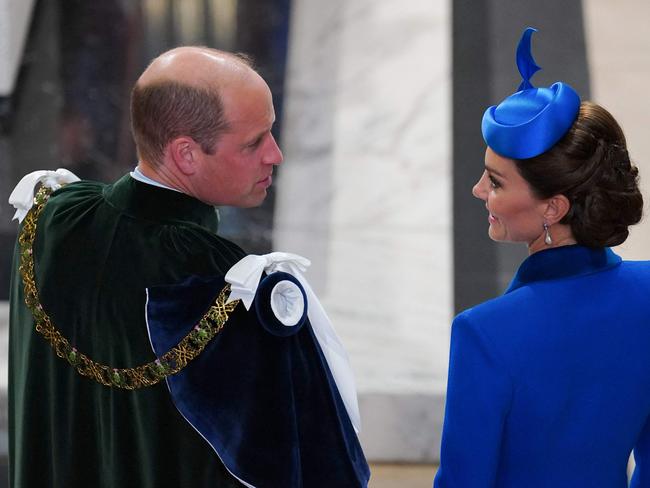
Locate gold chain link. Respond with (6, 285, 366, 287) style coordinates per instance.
(18, 186, 240, 390)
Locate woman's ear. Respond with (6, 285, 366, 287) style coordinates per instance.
(168, 137, 199, 175)
(542, 194, 571, 225)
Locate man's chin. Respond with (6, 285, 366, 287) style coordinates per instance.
(239, 192, 268, 208)
(207, 191, 267, 208)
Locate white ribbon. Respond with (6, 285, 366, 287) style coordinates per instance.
(8, 169, 80, 222)
(225, 252, 362, 433)
(226, 252, 310, 310)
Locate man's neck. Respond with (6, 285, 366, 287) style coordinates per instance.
(136, 161, 191, 194)
(131, 166, 179, 192)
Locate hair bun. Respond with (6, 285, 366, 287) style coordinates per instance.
(514, 101, 643, 247)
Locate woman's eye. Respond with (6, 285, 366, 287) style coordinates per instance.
(489, 176, 500, 189)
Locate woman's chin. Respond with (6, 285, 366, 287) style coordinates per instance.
(487, 226, 504, 242)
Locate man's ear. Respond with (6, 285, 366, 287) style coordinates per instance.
(168, 137, 199, 175)
(542, 194, 571, 225)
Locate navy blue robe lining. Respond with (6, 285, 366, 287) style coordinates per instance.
(146, 274, 370, 488)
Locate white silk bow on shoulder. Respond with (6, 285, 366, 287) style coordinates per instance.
(8, 169, 80, 223)
(225, 252, 362, 433)
(226, 252, 310, 310)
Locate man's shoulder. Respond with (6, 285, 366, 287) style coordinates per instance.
(51, 179, 106, 197)
(42, 179, 107, 213)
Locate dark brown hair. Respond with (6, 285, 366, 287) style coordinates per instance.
(130, 49, 253, 165)
(515, 101, 643, 247)
(130, 81, 229, 165)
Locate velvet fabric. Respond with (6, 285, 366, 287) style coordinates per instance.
(435, 245, 650, 487)
(9, 175, 247, 488)
(146, 272, 370, 488)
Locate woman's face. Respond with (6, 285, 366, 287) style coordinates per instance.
(472, 147, 548, 245)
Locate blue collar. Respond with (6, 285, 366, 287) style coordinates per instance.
(505, 245, 622, 294)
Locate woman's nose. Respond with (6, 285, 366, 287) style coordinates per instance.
(472, 173, 487, 200)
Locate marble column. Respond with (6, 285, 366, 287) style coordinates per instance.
(584, 0, 650, 260)
(0, 0, 35, 457)
(276, 0, 451, 461)
(0, 0, 35, 96)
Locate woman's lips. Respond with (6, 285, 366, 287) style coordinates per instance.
(488, 213, 498, 224)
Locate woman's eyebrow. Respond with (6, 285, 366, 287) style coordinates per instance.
(485, 165, 505, 178)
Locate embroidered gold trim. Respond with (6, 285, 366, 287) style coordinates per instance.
(18, 186, 240, 390)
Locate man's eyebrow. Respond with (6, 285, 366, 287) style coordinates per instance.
(248, 119, 276, 143)
(246, 129, 269, 145)
(485, 165, 505, 178)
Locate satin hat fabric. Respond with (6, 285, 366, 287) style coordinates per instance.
(481, 27, 581, 159)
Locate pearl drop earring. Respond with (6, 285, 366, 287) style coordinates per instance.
(543, 222, 552, 245)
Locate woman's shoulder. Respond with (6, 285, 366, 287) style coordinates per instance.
(455, 287, 535, 327)
(451, 292, 535, 359)
(451, 290, 564, 376)
(454, 257, 650, 352)
(620, 258, 650, 274)
(615, 259, 650, 297)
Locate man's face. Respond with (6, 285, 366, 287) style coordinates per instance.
(193, 77, 283, 207)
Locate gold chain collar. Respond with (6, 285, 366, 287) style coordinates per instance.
(18, 186, 240, 390)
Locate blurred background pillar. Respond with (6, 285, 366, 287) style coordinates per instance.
(276, 0, 452, 461)
(583, 0, 650, 260)
(0, 0, 35, 98)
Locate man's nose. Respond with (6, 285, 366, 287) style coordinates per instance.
(263, 134, 283, 165)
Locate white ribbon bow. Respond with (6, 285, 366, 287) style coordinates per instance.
(225, 252, 362, 433)
(9, 169, 81, 222)
(226, 252, 311, 310)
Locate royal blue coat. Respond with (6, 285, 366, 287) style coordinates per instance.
(435, 245, 650, 487)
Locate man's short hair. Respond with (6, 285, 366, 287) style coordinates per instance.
(130, 81, 229, 165)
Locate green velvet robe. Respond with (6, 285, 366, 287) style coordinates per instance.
(9, 175, 247, 487)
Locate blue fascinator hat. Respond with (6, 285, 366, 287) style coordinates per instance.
(482, 27, 581, 159)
